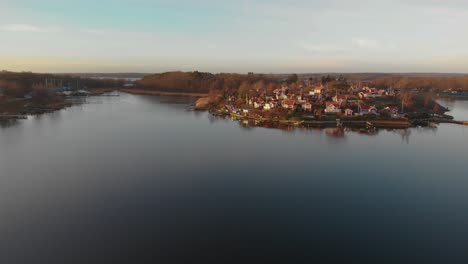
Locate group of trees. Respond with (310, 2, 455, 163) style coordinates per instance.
(346, 74, 468, 91)
(0, 71, 123, 98)
(137, 71, 279, 95)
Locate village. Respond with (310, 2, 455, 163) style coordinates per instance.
(218, 78, 408, 125)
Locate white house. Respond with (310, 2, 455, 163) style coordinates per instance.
(344, 108, 354, 117)
(282, 100, 296, 110)
(302, 102, 312, 112)
(264, 103, 274, 110)
(314, 86, 325, 95)
(325, 102, 342, 114)
(254, 101, 264, 109)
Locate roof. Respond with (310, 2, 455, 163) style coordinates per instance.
(360, 105, 376, 111)
(282, 100, 296, 106)
(326, 102, 341, 108)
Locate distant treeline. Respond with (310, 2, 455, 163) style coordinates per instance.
(300, 73, 468, 91)
(136, 71, 280, 94)
(0, 71, 123, 97)
(370, 74, 468, 91)
(137, 71, 468, 93)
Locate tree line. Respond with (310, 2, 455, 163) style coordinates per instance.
(0, 71, 124, 98)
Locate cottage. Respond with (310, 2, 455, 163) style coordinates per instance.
(273, 88, 288, 100)
(273, 88, 282, 95)
(264, 103, 274, 110)
(282, 99, 296, 110)
(314, 86, 325, 95)
(344, 108, 354, 117)
(384, 106, 400, 118)
(301, 102, 312, 112)
(254, 101, 264, 109)
(325, 102, 342, 114)
(333, 95, 347, 104)
(359, 105, 377, 115)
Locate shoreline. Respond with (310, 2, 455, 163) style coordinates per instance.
(121, 89, 208, 97)
(210, 109, 468, 129)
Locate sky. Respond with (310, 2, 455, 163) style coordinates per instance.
(1, 0, 468, 73)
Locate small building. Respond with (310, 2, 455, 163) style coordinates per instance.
(314, 86, 325, 95)
(333, 95, 347, 104)
(359, 105, 377, 115)
(302, 102, 312, 112)
(385, 106, 399, 114)
(384, 106, 401, 118)
(344, 108, 354, 117)
(325, 102, 342, 114)
(282, 100, 296, 110)
(264, 103, 274, 110)
(254, 101, 264, 109)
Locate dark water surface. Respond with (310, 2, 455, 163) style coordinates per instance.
(1, 93, 468, 263)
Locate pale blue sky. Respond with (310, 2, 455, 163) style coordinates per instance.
(1, 0, 468, 73)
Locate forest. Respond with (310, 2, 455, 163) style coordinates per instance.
(0, 71, 124, 98)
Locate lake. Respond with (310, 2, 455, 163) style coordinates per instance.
(1, 93, 468, 263)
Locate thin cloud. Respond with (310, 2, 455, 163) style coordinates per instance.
(352, 38, 379, 48)
(0, 24, 57, 33)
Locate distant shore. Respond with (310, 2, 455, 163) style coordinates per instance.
(121, 89, 208, 97)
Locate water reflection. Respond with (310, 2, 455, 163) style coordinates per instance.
(1, 94, 468, 263)
(0, 119, 19, 128)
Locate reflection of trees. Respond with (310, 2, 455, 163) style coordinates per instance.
(0, 119, 19, 128)
(396, 129, 411, 144)
(325, 127, 345, 138)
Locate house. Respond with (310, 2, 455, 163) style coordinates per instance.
(359, 105, 377, 115)
(384, 106, 399, 114)
(384, 106, 401, 118)
(344, 108, 354, 117)
(324, 102, 342, 114)
(264, 103, 274, 110)
(366, 93, 382, 99)
(301, 102, 312, 112)
(333, 95, 347, 104)
(360, 92, 382, 99)
(254, 101, 264, 109)
(273, 88, 282, 95)
(314, 86, 325, 95)
(282, 99, 296, 110)
(273, 88, 288, 100)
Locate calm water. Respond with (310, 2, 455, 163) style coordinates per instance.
(1, 93, 468, 263)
